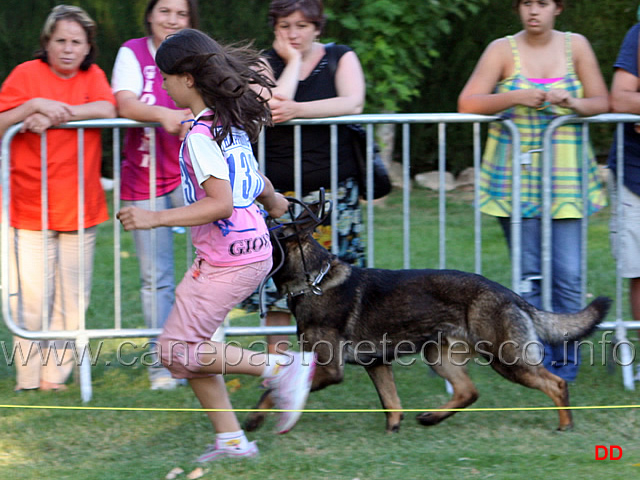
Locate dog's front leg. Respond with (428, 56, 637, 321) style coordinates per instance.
(302, 327, 346, 391)
(243, 387, 274, 432)
(243, 330, 345, 433)
(364, 363, 403, 433)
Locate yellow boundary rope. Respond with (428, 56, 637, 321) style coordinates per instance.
(0, 404, 638, 413)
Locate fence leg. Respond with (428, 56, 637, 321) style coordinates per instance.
(615, 323, 636, 391)
(76, 334, 93, 402)
(619, 346, 636, 391)
(622, 363, 635, 390)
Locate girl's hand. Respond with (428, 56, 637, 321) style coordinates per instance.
(517, 88, 548, 109)
(262, 192, 289, 219)
(116, 206, 158, 231)
(160, 108, 193, 139)
(546, 88, 575, 109)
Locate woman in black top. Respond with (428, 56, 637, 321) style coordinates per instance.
(265, 42, 361, 192)
(244, 0, 366, 353)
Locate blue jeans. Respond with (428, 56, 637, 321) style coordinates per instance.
(499, 217, 583, 381)
(123, 186, 184, 332)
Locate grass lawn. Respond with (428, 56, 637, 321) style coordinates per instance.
(0, 188, 638, 480)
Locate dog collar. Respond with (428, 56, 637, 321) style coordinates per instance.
(287, 261, 331, 298)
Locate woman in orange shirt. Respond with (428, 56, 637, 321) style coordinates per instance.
(0, 5, 116, 392)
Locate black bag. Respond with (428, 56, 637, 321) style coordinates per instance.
(348, 124, 392, 199)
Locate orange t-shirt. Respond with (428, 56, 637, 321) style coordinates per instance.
(0, 60, 115, 231)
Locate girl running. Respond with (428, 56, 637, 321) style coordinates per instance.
(117, 28, 315, 463)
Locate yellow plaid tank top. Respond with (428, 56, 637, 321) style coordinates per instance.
(479, 33, 607, 219)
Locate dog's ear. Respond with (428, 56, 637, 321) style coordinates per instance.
(293, 204, 321, 230)
(301, 187, 331, 224)
(295, 201, 331, 229)
(271, 188, 333, 240)
(305, 201, 324, 221)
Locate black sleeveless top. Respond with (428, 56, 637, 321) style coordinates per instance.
(263, 43, 359, 194)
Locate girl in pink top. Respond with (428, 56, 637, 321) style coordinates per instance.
(116, 28, 316, 464)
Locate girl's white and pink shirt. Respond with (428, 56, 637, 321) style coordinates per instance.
(180, 109, 272, 266)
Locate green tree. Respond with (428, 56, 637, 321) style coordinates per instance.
(324, 0, 488, 113)
(1, 0, 638, 175)
(0, 0, 148, 80)
(412, 0, 639, 174)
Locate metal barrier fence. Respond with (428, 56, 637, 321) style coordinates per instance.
(1, 113, 637, 401)
(541, 113, 640, 390)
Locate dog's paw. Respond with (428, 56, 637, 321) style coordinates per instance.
(386, 424, 401, 434)
(415, 412, 440, 427)
(243, 413, 266, 432)
(556, 423, 574, 432)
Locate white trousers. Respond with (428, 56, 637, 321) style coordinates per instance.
(9, 227, 97, 389)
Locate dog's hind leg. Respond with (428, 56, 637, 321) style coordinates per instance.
(490, 362, 572, 431)
(416, 343, 479, 427)
(364, 363, 403, 433)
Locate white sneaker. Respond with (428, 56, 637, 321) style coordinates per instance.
(148, 365, 182, 391)
(266, 351, 316, 434)
(196, 439, 258, 463)
(150, 375, 179, 391)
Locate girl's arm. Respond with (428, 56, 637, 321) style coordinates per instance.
(256, 171, 289, 218)
(117, 176, 234, 230)
(111, 45, 192, 138)
(458, 38, 547, 114)
(546, 34, 609, 116)
(115, 90, 192, 138)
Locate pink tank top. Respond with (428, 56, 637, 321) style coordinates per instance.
(120, 37, 182, 201)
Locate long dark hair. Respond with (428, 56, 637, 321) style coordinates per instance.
(143, 0, 200, 35)
(35, 4, 97, 71)
(155, 28, 274, 143)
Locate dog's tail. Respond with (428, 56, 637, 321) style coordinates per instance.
(529, 296, 611, 344)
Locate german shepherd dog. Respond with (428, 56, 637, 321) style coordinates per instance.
(244, 192, 611, 433)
